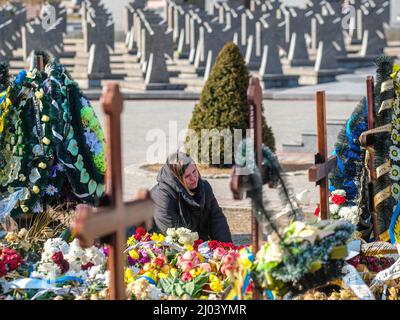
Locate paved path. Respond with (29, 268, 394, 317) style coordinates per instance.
(91, 98, 358, 215)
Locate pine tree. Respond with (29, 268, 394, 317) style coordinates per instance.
(187, 42, 275, 167)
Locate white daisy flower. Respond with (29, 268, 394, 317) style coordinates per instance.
(391, 165, 400, 181)
(392, 129, 400, 145)
(392, 183, 400, 201)
(390, 146, 400, 161)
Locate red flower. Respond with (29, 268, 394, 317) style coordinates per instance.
(331, 195, 346, 205)
(314, 207, 320, 217)
(208, 240, 218, 251)
(194, 239, 203, 251)
(136, 227, 147, 237)
(154, 257, 165, 268)
(0, 247, 24, 274)
(0, 262, 7, 277)
(81, 262, 94, 270)
(51, 252, 69, 274)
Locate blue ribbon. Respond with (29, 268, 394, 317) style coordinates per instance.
(137, 275, 156, 286)
(389, 199, 400, 244)
(47, 276, 84, 285)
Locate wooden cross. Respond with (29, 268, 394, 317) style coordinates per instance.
(308, 91, 337, 220)
(72, 84, 155, 300)
(360, 76, 379, 240)
(230, 76, 264, 300)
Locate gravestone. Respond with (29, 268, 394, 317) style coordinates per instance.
(359, 0, 390, 56)
(258, 16, 299, 88)
(285, 7, 313, 67)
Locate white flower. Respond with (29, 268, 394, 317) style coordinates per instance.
(329, 204, 340, 215)
(166, 228, 177, 237)
(264, 234, 284, 263)
(391, 165, 400, 181)
(165, 236, 174, 243)
(43, 238, 69, 256)
(390, 146, 400, 161)
(392, 183, 400, 201)
(331, 189, 346, 197)
(338, 206, 360, 225)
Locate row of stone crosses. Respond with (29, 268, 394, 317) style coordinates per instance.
(0, 0, 392, 89)
(125, 0, 391, 88)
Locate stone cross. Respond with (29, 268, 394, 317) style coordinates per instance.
(308, 91, 337, 220)
(73, 84, 154, 300)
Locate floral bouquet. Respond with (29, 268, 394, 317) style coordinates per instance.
(314, 190, 361, 226)
(252, 220, 355, 297)
(124, 227, 243, 300)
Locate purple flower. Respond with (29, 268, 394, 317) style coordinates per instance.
(45, 184, 58, 196)
(102, 246, 109, 257)
(138, 251, 150, 265)
(84, 128, 102, 156)
(128, 256, 137, 266)
(50, 163, 65, 178)
(32, 202, 43, 213)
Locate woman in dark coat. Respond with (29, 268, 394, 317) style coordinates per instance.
(150, 152, 232, 242)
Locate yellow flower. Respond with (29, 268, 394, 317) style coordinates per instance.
(127, 236, 135, 246)
(41, 115, 49, 122)
(161, 265, 170, 274)
(42, 137, 50, 145)
(35, 89, 44, 100)
(32, 185, 40, 194)
(38, 162, 47, 169)
(189, 268, 202, 278)
(150, 233, 165, 243)
(129, 250, 139, 260)
(197, 252, 205, 263)
(170, 268, 178, 277)
(185, 244, 194, 251)
(158, 272, 168, 280)
(21, 205, 29, 213)
(210, 279, 223, 293)
(209, 274, 218, 282)
(125, 268, 134, 283)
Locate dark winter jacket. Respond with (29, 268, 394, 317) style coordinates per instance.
(150, 164, 232, 242)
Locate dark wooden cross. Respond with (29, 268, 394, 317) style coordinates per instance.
(360, 76, 379, 240)
(72, 84, 155, 300)
(308, 91, 337, 220)
(230, 76, 264, 300)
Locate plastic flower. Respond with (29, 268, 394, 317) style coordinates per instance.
(390, 146, 400, 161)
(392, 183, 400, 200)
(32, 185, 40, 194)
(391, 165, 400, 181)
(45, 184, 58, 196)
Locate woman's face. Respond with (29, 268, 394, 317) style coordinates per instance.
(183, 163, 199, 190)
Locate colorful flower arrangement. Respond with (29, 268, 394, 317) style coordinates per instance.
(124, 227, 243, 300)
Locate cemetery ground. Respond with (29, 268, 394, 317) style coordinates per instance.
(92, 98, 357, 244)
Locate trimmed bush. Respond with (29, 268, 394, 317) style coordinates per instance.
(187, 42, 275, 167)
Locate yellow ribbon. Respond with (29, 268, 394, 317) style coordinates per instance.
(391, 64, 400, 93)
(376, 161, 391, 179)
(374, 186, 391, 209)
